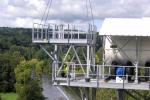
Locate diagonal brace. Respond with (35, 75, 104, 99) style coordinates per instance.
(39, 45, 55, 61)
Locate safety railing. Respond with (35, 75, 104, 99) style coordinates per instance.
(32, 23, 97, 44)
(53, 63, 150, 89)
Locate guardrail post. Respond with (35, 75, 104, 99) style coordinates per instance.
(135, 37, 139, 83)
(45, 25, 48, 40)
(41, 24, 43, 39)
(32, 24, 34, 41)
(97, 65, 99, 87)
(134, 63, 138, 83)
(67, 63, 70, 86)
(37, 24, 39, 40)
(86, 45, 90, 78)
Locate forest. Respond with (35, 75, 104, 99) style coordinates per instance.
(0, 27, 50, 100)
(0, 27, 150, 100)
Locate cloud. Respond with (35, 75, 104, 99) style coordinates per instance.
(1, 0, 150, 27)
(0, 0, 9, 8)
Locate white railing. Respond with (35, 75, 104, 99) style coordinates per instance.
(53, 63, 150, 88)
(32, 23, 97, 44)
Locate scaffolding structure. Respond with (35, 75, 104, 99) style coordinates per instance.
(32, 22, 150, 91)
(32, 0, 150, 98)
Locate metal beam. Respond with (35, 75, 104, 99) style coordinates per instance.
(97, 65, 100, 87)
(135, 37, 139, 83)
(125, 90, 138, 100)
(87, 45, 90, 78)
(91, 88, 96, 100)
(57, 46, 72, 76)
(80, 88, 84, 100)
(106, 36, 135, 64)
(39, 45, 55, 61)
(84, 87, 90, 100)
(52, 62, 55, 82)
(72, 46, 86, 74)
(117, 89, 125, 100)
(54, 45, 58, 81)
(70, 48, 79, 62)
(32, 24, 34, 42)
(90, 46, 95, 72)
(102, 36, 106, 79)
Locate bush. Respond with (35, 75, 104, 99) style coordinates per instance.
(17, 81, 45, 100)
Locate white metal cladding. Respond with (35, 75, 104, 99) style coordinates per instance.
(99, 18, 150, 36)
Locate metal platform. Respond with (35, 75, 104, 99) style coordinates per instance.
(32, 22, 150, 91)
(55, 79, 150, 90)
(32, 23, 97, 45)
(52, 64, 150, 90)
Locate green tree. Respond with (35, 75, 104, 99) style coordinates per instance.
(15, 59, 45, 100)
(95, 48, 103, 64)
(0, 52, 24, 92)
(17, 80, 45, 100)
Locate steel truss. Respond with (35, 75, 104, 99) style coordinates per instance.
(32, 23, 150, 93)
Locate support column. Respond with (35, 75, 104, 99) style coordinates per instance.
(85, 88, 90, 100)
(52, 61, 55, 82)
(52, 60, 58, 85)
(135, 37, 139, 83)
(82, 87, 90, 100)
(54, 45, 58, 80)
(91, 46, 96, 72)
(102, 36, 106, 79)
(54, 45, 58, 60)
(87, 45, 90, 78)
(135, 63, 138, 83)
(117, 89, 125, 100)
(91, 88, 96, 100)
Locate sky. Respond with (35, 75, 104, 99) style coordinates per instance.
(1, 0, 150, 29)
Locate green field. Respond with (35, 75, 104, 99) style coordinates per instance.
(0, 93, 18, 100)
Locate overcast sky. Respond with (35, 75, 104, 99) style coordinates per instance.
(1, 0, 150, 28)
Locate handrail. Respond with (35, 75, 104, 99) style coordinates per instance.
(32, 23, 97, 44)
(55, 63, 150, 84)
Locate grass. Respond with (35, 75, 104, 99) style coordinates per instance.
(0, 92, 18, 100)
